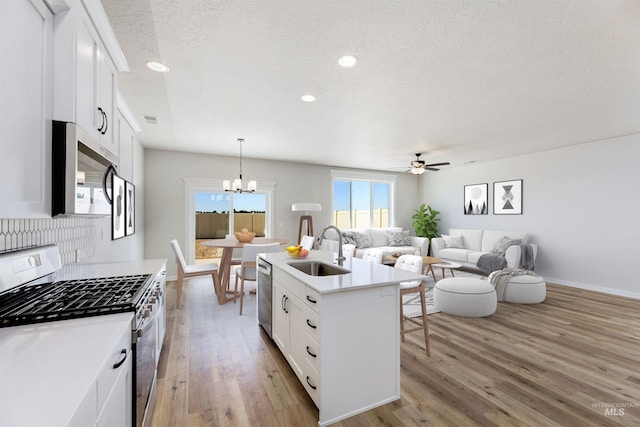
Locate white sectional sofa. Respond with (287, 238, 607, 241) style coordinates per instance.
(431, 229, 537, 271)
(321, 227, 429, 258)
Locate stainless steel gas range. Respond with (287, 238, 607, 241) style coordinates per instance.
(0, 245, 166, 427)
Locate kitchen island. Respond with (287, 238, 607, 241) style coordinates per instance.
(259, 250, 426, 426)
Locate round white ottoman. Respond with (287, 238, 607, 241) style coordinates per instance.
(502, 274, 546, 304)
(434, 277, 497, 317)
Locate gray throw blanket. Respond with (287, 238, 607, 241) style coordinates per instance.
(477, 243, 535, 274)
(489, 268, 540, 301)
(519, 244, 535, 271)
(477, 253, 507, 274)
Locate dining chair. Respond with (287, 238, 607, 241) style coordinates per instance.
(170, 239, 222, 308)
(300, 235, 315, 250)
(234, 242, 281, 315)
(394, 255, 430, 356)
(361, 248, 383, 263)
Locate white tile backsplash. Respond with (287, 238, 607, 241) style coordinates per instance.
(0, 218, 96, 265)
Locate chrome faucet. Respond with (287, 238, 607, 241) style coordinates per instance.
(317, 225, 345, 266)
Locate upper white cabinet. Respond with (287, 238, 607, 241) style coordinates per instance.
(116, 94, 141, 182)
(0, 0, 53, 218)
(52, 0, 128, 163)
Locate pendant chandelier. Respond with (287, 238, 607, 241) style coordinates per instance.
(223, 138, 256, 193)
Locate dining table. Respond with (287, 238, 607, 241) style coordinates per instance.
(202, 237, 288, 304)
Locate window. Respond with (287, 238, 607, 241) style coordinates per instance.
(183, 178, 275, 263)
(195, 192, 267, 238)
(331, 170, 396, 229)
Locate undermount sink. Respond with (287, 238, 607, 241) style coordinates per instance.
(288, 261, 350, 276)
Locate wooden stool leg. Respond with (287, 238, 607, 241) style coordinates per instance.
(419, 284, 430, 356)
(450, 268, 455, 277)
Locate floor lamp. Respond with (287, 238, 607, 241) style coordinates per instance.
(292, 203, 321, 244)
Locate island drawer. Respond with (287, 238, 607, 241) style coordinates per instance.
(304, 361, 320, 408)
(304, 286, 321, 313)
(305, 334, 320, 373)
(305, 307, 319, 342)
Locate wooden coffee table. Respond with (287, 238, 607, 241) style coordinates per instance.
(432, 260, 462, 280)
(421, 256, 442, 282)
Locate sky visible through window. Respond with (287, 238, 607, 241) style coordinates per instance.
(334, 180, 389, 211)
(195, 182, 387, 214)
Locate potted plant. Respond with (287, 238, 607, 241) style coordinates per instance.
(412, 204, 441, 242)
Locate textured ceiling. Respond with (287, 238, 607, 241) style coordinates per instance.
(102, 0, 640, 172)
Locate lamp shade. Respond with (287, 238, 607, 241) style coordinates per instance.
(292, 203, 321, 212)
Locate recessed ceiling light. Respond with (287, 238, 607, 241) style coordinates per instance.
(146, 61, 170, 73)
(301, 94, 316, 102)
(338, 55, 358, 68)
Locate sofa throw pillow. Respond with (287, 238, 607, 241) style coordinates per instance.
(387, 230, 411, 247)
(342, 231, 371, 249)
(341, 232, 356, 246)
(491, 236, 521, 256)
(443, 234, 464, 249)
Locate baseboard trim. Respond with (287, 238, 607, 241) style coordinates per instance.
(544, 276, 640, 300)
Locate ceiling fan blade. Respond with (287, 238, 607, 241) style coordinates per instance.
(425, 162, 450, 167)
(425, 167, 440, 171)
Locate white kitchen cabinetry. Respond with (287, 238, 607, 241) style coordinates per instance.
(53, 0, 127, 162)
(0, 0, 52, 217)
(96, 344, 133, 427)
(116, 110, 136, 181)
(272, 266, 400, 427)
(69, 315, 133, 427)
(272, 278, 306, 380)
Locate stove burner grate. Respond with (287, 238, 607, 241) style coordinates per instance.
(0, 274, 152, 327)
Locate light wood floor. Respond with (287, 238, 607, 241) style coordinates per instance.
(151, 277, 640, 426)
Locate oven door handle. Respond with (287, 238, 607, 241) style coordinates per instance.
(136, 302, 163, 339)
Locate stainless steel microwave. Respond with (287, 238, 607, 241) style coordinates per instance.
(52, 121, 118, 216)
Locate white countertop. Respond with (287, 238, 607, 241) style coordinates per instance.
(0, 258, 167, 427)
(261, 250, 426, 293)
(0, 312, 133, 427)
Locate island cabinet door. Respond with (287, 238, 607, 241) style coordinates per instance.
(272, 281, 288, 353)
(287, 294, 306, 381)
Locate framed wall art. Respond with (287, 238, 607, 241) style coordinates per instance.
(112, 174, 126, 239)
(464, 183, 488, 215)
(125, 181, 135, 236)
(493, 179, 523, 215)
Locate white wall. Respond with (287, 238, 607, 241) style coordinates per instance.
(144, 149, 419, 277)
(420, 134, 640, 298)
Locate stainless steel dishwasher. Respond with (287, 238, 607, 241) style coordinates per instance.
(257, 257, 273, 338)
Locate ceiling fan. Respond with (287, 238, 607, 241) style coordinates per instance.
(407, 153, 450, 174)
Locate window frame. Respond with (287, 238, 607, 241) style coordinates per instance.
(330, 169, 397, 229)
